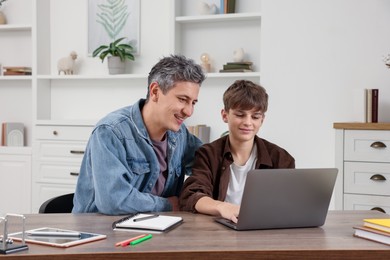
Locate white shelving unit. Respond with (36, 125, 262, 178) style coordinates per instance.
(173, 0, 262, 140)
(0, 0, 33, 215)
(1, 0, 262, 213)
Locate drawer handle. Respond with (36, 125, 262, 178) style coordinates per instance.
(53, 130, 58, 136)
(370, 174, 386, 181)
(70, 172, 79, 176)
(370, 141, 386, 149)
(70, 150, 85, 154)
(370, 207, 386, 213)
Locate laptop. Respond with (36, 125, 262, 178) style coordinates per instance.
(215, 168, 338, 231)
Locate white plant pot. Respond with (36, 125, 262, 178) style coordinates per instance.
(107, 56, 125, 74)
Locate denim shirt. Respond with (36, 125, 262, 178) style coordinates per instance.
(72, 99, 202, 215)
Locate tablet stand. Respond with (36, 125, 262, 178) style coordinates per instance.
(0, 214, 28, 254)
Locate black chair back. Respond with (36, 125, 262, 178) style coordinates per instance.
(39, 193, 74, 213)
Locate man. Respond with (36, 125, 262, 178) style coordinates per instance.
(73, 55, 206, 215)
(179, 80, 295, 223)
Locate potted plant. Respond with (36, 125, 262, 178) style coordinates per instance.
(92, 37, 135, 74)
(91, 0, 136, 74)
(0, 0, 7, 25)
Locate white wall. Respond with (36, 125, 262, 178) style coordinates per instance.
(260, 0, 390, 168)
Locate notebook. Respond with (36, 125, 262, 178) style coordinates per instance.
(215, 168, 338, 231)
(112, 213, 183, 232)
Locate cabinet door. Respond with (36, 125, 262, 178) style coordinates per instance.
(0, 154, 31, 215)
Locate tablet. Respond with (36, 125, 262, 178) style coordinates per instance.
(9, 227, 106, 248)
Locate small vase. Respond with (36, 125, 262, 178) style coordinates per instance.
(0, 11, 7, 25)
(233, 48, 245, 62)
(107, 56, 125, 75)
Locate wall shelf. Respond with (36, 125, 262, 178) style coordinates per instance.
(0, 24, 32, 31)
(176, 12, 261, 23)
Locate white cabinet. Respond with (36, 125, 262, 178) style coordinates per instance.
(0, 0, 33, 214)
(31, 125, 93, 212)
(334, 123, 390, 213)
(0, 147, 31, 215)
(0, 0, 33, 146)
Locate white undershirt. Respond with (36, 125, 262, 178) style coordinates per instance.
(225, 144, 257, 205)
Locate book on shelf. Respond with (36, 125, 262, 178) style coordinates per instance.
(365, 88, 379, 123)
(221, 61, 254, 72)
(366, 89, 372, 122)
(220, 0, 235, 14)
(219, 68, 253, 73)
(363, 218, 390, 233)
(3, 66, 32, 76)
(371, 89, 378, 123)
(3, 71, 32, 76)
(353, 88, 379, 123)
(353, 226, 390, 246)
(187, 124, 210, 143)
(223, 64, 253, 70)
(226, 61, 253, 65)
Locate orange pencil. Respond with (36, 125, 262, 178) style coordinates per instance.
(115, 234, 147, 247)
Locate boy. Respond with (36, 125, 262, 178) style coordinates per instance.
(179, 80, 295, 223)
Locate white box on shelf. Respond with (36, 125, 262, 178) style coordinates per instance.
(1, 122, 25, 146)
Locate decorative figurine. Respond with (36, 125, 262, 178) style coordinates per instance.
(200, 53, 211, 72)
(57, 51, 78, 75)
(233, 48, 245, 62)
(198, 2, 218, 15)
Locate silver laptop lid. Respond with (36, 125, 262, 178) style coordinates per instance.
(233, 168, 338, 230)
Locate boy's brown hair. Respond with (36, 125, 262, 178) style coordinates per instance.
(223, 80, 268, 113)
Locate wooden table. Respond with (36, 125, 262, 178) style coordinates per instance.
(2, 210, 390, 259)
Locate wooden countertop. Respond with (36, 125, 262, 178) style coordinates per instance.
(333, 122, 390, 130)
(2, 210, 390, 259)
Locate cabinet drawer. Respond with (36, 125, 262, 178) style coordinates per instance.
(35, 125, 93, 141)
(344, 194, 390, 213)
(35, 141, 86, 161)
(344, 162, 390, 196)
(344, 130, 390, 162)
(35, 162, 80, 184)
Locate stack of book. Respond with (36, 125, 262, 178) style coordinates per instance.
(352, 88, 379, 123)
(219, 61, 253, 73)
(353, 218, 390, 246)
(3, 66, 32, 76)
(187, 124, 210, 143)
(220, 0, 236, 14)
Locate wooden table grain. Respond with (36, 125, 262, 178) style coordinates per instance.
(2, 210, 390, 259)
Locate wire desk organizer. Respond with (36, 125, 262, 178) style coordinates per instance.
(0, 213, 28, 254)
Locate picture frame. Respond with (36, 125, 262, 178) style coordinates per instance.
(88, 0, 140, 55)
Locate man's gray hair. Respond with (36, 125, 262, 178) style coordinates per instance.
(146, 54, 206, 99)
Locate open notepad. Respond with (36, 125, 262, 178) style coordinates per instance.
(112, 213, 183, 232)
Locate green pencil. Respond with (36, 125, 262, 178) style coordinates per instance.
(130, 234, 153, 245)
